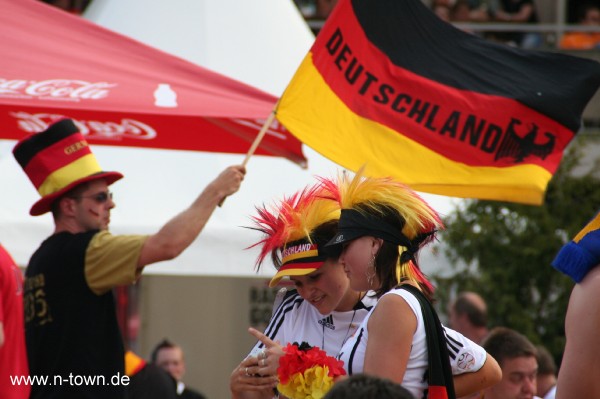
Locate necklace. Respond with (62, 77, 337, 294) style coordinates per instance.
(321, 291, 364, 355)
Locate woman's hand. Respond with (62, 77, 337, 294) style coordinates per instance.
(229, 354, 278, 399)
(248, 327, 286, 378)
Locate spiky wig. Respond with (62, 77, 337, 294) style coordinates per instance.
(319, 168, 444, 296)
(248, 183, 341, 287)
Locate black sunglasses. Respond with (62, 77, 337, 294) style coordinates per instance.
(71, 191, 113, 204)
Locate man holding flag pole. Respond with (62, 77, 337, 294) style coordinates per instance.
(12, 119, 245, 399)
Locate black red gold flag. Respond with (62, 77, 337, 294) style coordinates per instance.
(276, 0, 600, 205)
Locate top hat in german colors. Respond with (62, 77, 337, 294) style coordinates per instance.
(13, 119, 123, 216)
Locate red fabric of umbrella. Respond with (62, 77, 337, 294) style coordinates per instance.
(0, 0, 307, 167)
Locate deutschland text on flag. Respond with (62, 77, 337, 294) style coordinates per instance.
(276, 0, 600, 205)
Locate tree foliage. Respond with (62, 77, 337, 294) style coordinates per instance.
(431, 137, 600, 364)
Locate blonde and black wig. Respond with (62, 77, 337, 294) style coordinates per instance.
(320, 169, 444, 299)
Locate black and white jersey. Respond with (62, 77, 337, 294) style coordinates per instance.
(339, 287, 487, 399)
(248, 290, 377, 358)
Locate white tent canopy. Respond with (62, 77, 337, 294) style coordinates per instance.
(84, 0, 315, 97)
(0, 0, 455, 277)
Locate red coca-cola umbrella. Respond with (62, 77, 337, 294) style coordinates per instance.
(0, 0, 307, 167)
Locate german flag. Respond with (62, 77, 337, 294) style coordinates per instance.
(276, 0, 600, 205)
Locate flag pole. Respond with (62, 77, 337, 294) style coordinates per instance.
(219, 109, 277, 207)
(242, 109, 276, 167)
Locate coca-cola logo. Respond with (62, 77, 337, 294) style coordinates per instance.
(11, 112, 156, 141)
(0, 78, 116, 101)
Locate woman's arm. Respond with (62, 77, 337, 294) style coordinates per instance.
(363, 294, 417, 383)
(364, 292, 501, 397)
(453, 353, 502, 397)
(556, 268, 600, 399)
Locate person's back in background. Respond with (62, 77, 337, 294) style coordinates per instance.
(448, 291, 490, 344)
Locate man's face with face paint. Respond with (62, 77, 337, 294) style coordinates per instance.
(70, 179, 115, 231)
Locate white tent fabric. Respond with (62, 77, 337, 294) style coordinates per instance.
(0, 0, 454, 277)
(84, 0, 315, 97)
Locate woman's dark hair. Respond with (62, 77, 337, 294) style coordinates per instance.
(363, 204, 434, 301)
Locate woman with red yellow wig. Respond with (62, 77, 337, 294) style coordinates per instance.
(230, 183, 376, 399)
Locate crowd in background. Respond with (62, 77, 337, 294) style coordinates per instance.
(297, 0, 600, 49)
(39, 0, 600, 50)
(448, 292, 557, 399)
(429, 0, 600, 49)
(40, 0, 91, 14)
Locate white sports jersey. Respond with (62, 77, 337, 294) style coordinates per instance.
(338, 287, 487, 399)
(542, 385, 556, 399)
(248, 290, 377, 358)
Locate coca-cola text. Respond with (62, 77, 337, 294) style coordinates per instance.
(11, 112, 156, 141)
(0, 78, 116, 100)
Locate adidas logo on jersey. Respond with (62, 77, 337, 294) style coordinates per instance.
(318, 315, 335, 330)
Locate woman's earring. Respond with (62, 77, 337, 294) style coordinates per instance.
(366, 254, 376, 288)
